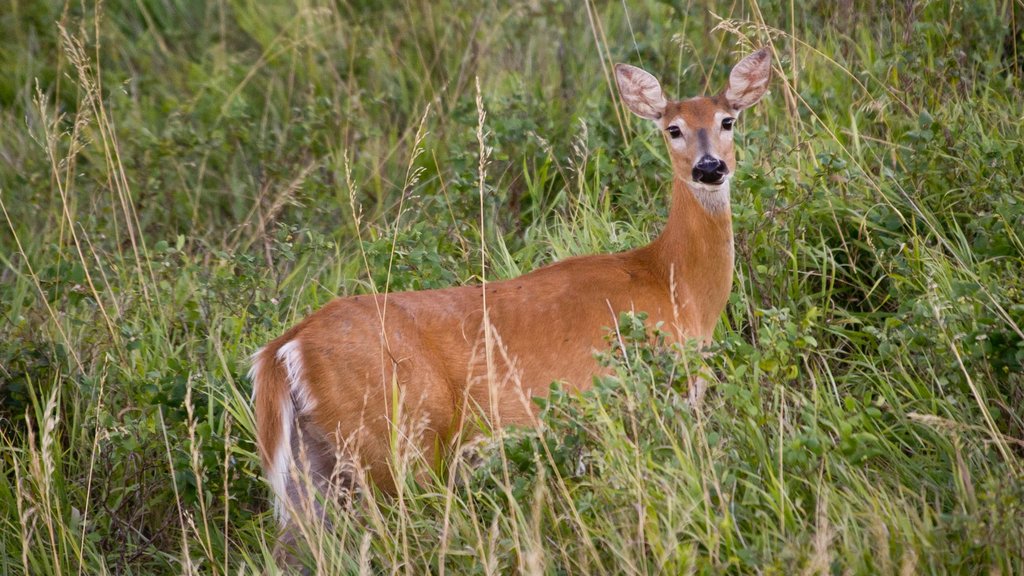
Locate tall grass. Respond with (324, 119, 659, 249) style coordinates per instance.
(1, 0, 1022, 573)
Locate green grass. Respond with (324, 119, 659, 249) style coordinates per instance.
(1, 0, 1023, 573)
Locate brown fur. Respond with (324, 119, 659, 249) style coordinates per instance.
(252, 48, 771, 555)
(256, 183, 733, 488)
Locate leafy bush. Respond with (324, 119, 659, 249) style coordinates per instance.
(1, 0, 1022, 573)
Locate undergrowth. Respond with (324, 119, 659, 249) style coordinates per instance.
(1, 0, 1022, 574)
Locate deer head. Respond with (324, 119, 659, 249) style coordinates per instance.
(615, 48, 771, 213)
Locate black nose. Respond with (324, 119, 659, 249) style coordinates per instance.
(692, 156, 728, 184)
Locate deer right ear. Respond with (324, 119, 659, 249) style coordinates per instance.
(615, 64, 667, 121)
(724, 48, 771, 112)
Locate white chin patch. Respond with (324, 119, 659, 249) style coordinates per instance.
(689, 179, 731, 213)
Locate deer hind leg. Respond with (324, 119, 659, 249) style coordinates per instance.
(688, 373, 709, 408)
(687, 347, 722, 409)
(272, 415, 344, 566)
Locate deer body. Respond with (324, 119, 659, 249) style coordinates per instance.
(251, 48, 770, 552)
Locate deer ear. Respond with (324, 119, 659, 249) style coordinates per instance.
(724, 48, 771, 112)
(615, 64, 667, 120)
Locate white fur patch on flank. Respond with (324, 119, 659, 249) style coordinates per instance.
(270, 399, 294, 524)
(277, 340, 317, 412)
(250, 346, 295, 524)
(248, 347, 265, 401)
(270, 340, 315, 524)
(690, 179, 732, 213)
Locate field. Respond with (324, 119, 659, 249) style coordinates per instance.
(2, 0, 1023, 573)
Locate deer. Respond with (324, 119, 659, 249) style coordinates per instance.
(250, 48, 771, 558)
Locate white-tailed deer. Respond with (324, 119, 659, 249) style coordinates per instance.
(251, 48, 770, 555)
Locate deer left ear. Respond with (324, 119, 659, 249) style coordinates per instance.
(724, 48, 771, 112)
(615, 63, 668, 121)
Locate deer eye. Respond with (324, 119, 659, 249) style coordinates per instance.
(666, 126, 682, 139)
(721, 117, 735, 130)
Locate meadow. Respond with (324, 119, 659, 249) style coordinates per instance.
(1, 0, 1023, 573)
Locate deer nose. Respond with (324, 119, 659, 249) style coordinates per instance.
(692, 155, 728, 184)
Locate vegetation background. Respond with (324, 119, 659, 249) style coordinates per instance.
(1, 0, 1023, 573)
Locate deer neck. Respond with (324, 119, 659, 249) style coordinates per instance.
(645, 177, 735, 336)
